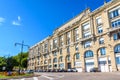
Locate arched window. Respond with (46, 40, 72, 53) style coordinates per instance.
(84, 50, 93, 58)
(99, 47, 106, 55)
(114, 44, 120, 53)
(66, 55, 70, 61)
(53, 58, 57, 63)
(75, 53, 80, 59)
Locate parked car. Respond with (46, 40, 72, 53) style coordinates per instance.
(71, 68, 78, 72)
(27, 70, 34, 74)
(90, 67, 101, 72)
(67, 69, 72, 72)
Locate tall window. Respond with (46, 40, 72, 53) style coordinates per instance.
(67, 32, 70, 45)
(67, 46, 70, 53)
(44, 43, 48, 53)
(116, 57, 120, 64)
(53, 38, 57, 49)
(84, 41, 92, 48)
(75, 44, 79, 51)
(82, 22, 91, 38)
(113, 32, 120, 40)
(114, 44, 120, 53)
(74, 28, 79, 42)
(97, 25, 103, 34)
(50, 41, 52, 51)
(99, 37, 104, 44)
(67, 55, 70, 61)
(60, 36, 64, 47)
(100, 47, 106, 55)
(53, 58, 57, 63)
(59, 56, 63, 62)
(96, 16, 102, 25)
(84, 50, 93, 58)
(60, 48, 62, 55)
(75, 53, 80, 59)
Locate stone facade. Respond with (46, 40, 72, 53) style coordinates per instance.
(27, 0, 120, 72)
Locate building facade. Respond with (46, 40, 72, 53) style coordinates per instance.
(27, 0, 120, 72)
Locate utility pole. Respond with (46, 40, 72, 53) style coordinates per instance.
(15, 41, 29, 75)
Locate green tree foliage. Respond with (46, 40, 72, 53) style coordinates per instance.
(0, 57, 6, 71)
(0, 52, 28, 71)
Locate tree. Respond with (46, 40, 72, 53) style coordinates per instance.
(0, 57, 6, 71)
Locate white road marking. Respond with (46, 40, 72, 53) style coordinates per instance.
(21, 79, 25, 80)
(42, 75, 54, 80)
(41, 74, 64, 80)
(33, 77, 38, 80)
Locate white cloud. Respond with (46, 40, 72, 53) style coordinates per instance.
(12, 16, 21, 26)
(12, 21, 21, 26)
(18, 16, 21, 21)
(0, 17, 5, 25)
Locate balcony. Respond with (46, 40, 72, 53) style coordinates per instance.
(80, 34, 94, 42)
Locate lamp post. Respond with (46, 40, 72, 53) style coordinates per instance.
(15, 41, 29, 75)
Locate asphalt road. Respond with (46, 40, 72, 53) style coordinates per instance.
(9, 72, 120, 80)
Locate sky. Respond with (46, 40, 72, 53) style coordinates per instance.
(0, 0, 111, 57)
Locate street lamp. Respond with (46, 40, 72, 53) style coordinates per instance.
(15, 41, 29, 75)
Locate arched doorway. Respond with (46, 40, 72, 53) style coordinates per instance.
(66, 55, 71, 69)
(97, 47, 111, 72)
(84, 50, 94, 72)
(74, 53, 82, 72)
(114, 44, 120, 71)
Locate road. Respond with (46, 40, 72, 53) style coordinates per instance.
(9, 72, 120, 80)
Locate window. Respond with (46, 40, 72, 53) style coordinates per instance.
(66, 32, 71, 45)
(59, 63, 64, 69)
(114, 44, 120, 53)
(109, 9, 120, 19)
(60, 48, 62, 55)
(59, 56, 63, 62)
(99, 37, 104, 44)
(97, 26, 103, 34)
(84, 50, 93, 58)
(82, 23, 90, 31)
(84, 41, 92, 48)
(96, 16, 102, 25)
(74, 28, 79, 41)
(53, 58, 57, 63)
(75, 44, 79, 51)
(50, 42, 52, 51)
(44, 60, 47, 64)
(53, 38, 57, 48)
(53, 51, 57, 56)
(116, 57, 120, 64)
(83, 31, 91, 38)
(100, 47, 106, 55)
(67, 46, 70, 53)
(111, 19, 120, 28)
(67, 55, 70, 61)
(60, 36, 64, 46)
(113, 32, 120, 40)
(75, 53, 80, 59)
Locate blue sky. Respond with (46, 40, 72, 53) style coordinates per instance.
(0, 0, 111, 56)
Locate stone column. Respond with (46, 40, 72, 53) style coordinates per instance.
(94, 54, 98, 68)
(110, 50, 117, 71)
(81, 55, 85, 72)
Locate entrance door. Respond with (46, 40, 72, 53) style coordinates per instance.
(67, 63, 71, 69)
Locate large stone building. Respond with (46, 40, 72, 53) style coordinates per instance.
(27, 0, 120, 72)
